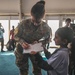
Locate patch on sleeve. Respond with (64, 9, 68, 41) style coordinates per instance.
(14, 27, 18, 34)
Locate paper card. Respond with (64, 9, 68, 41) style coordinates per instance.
(23, 42, 43, 53)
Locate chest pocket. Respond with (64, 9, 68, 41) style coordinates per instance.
(22, 22, 50, 44)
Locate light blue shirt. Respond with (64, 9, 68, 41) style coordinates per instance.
(0, 28, 4, 38)
(47, 48, 69, 75)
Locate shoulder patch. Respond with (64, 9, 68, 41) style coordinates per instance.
(14, 28, 18, 34)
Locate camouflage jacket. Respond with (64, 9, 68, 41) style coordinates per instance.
(14, 19, 51, 44)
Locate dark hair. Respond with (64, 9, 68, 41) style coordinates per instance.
(71, 37, 75, 62)
(55, 27, 74, 43)
(65, 18, 71, 22)
(31, 1, 45, 19)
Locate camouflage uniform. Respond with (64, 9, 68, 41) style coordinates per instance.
(14, 19, 51, 75)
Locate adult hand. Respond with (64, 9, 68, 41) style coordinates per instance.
(22, 42, 30, 49)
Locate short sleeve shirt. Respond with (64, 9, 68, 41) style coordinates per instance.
(47, 48, 69, 75)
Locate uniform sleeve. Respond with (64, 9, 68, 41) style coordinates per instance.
(14, 22, 25, 44)
(50, 27, 52, 38)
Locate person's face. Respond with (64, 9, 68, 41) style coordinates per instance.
(66, 21, 71, 25)
(54, 34, 62, 45)
(31, 16, 42, 26)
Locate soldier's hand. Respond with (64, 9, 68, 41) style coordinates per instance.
(22, 42, 30, 49)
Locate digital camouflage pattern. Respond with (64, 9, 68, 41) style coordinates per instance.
(14, 19, 51, 75)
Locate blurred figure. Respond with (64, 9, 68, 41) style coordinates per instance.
(10, 26, 16, 50)
(70, 24, 75, 36)
(0, 23, 5, 52)
(65, 18, 71, 27)
(69, 23, 75, 75)
(46, 28, 52, 49)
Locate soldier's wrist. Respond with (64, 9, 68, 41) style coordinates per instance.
(19, 39, 25, 44)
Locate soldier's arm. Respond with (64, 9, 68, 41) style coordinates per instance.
(14, 21, 30, 49)
(50, 28, 52, 39)
(49, 28, 52, 42)
(14, 23, 25, 44)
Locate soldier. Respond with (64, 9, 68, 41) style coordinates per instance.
(14, 1, 51, 75)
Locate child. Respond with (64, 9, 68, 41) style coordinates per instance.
(31, 27, 74, 75)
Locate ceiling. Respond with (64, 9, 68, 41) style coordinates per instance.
(0, 0, 75, 15)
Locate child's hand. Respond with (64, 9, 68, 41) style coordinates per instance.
(30, 51, 37, 54)
(32, 41, 38, 44)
